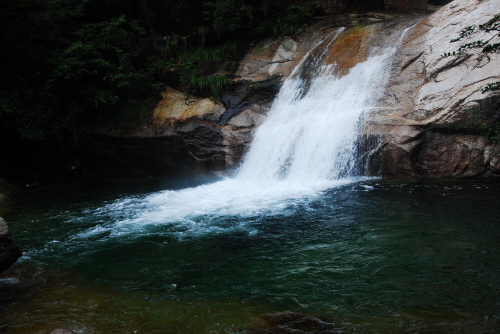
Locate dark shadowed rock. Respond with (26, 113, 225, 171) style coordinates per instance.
(247, 312, 340, 334)
(0, 178, 21, 204)
(50, 329, 77, 334)
(0, 217, 22, 274)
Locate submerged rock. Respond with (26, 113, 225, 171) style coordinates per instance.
(247, 312, 339, 334)
(0, 217, 22, 274)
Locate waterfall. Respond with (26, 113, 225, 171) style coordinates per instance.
(237, 28, 404, 183)
(75, 26, 411, 239)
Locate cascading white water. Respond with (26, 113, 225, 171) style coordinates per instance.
(75, 27, 410, 239)
(237, 29, 401, 183)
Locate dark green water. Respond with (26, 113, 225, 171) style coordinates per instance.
(1, 178, 500, 333)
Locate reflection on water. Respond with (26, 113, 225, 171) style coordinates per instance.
(1, 179, 500, 333)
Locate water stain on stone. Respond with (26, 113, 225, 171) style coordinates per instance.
(325, 26, 374, 77)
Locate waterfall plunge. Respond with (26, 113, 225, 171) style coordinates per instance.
(237, 29, 400, 183)
(76, 27, 409, 239)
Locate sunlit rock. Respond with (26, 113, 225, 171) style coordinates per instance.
(152, 86, 225, 123)
(365, 0, 500, 177)
(79, 0, 499, 179)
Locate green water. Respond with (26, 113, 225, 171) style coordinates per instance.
(1, 178, 499, 333)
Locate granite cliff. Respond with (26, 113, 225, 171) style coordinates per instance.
(365, 0, 500, 177)
(78, 0, 499, 179)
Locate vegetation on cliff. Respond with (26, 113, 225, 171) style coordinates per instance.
(444, 13, 500, 142)
(0, 0, 318, 144)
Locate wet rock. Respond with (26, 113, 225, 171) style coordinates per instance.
(78, 0, 498, 179)
(247, 312, 339, 334)
(365, 0, 500, 178)
(227, 110, 267, 130)
(0, 217, 22, 274)
(50, 329, 77, 334)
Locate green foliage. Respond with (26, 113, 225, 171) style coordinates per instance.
(0, 89, 59, 141)
(444, 15, 500, 95)
(450, 25, 476, 42)
(154, 41, 238, 99)
(177, 41, 238, 65)
(479, 14, 500, 32)
(272, 4, 315, 37)
(49, 15, 161, 127)
(204, 0, 255, 38)
(448, 15, 500, 55)
(480, 122, 500, 142)
(244, 81, 262, 93)
(244, 81, 262, 101)
(444, 15, 500, 143)
(459, 108, 500, 143)
(0, 0, 319, 143)
(183, 75, 229, 100)
(0, 0, 164, 142)
(482, 81, 500, 93)
(203, 0, 315, 39)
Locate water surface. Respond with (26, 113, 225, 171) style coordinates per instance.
(1, 178, 499, 333)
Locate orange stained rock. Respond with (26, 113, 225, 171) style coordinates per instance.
(325, 26, 375, 77)
(152, 86, 221, 124)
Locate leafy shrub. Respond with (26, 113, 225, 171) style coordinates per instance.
(445, 15, 500, 98)
(49, 15, 162, 127)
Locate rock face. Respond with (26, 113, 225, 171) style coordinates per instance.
(78, 76, 280, 178)
(0, 217, 22, 274)
(365, 0, 500, 178)
(79, 0, 499, 179)
(79, 13, 421, 178)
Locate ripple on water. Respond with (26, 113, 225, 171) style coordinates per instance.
(1, 179, 500, 334)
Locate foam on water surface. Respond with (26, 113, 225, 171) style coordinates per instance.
(72, 27, 409, 240)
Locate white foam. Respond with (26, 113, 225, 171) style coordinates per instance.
(72, 27, 411, 240)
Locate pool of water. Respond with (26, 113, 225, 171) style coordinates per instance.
(1, 178, 500, 333)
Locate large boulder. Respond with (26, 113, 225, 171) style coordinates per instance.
(365, 0, 500, 178)
(0, 217, 22, 274)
